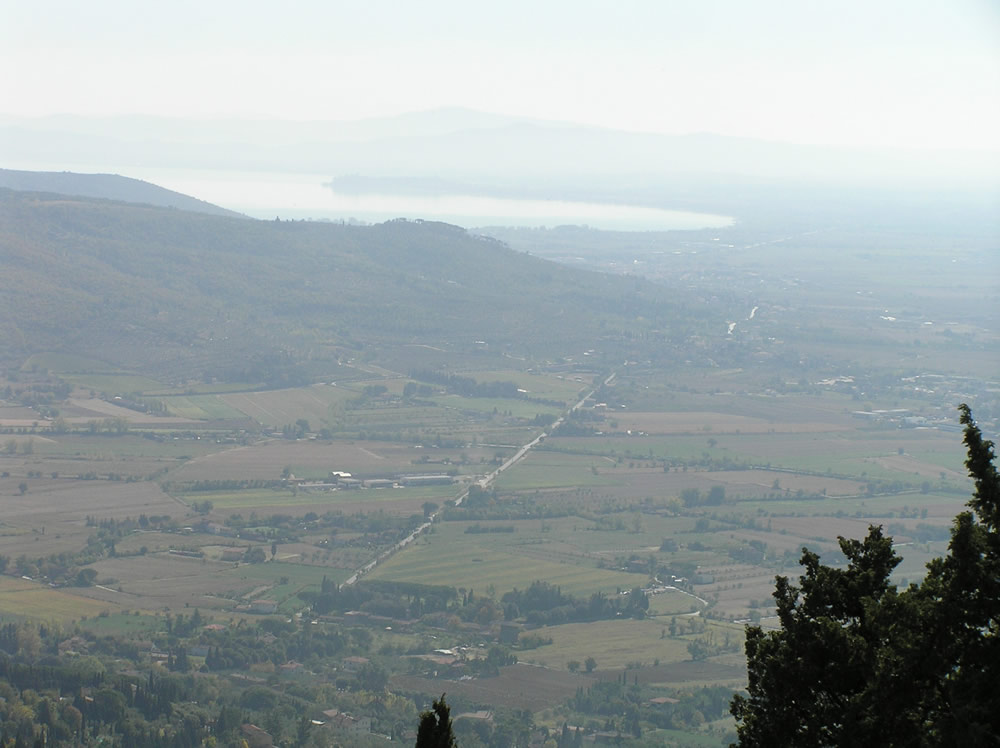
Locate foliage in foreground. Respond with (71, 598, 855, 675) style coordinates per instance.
(416, 694, 456, 748)
(731, 404, 999, 746)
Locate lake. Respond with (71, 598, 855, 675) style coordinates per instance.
(8, 163, 733, 231)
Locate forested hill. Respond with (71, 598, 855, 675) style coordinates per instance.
(0, 169, 244, 218)
(0, 188, 713, 383)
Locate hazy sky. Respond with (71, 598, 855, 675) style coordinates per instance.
(3, 0, 998, 150)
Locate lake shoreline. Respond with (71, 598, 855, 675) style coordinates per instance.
(3, 161, 733, 232)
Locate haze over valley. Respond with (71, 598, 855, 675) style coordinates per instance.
(1, 2, 998, 746)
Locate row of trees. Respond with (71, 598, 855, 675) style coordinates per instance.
(408, 370, 520, 399)
(501, 581, 649, 624)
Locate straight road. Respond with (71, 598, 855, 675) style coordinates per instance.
(341, 368, 619, 587)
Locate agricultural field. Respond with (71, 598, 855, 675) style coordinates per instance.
(517, 618, 744, 678)
(217, 384, 357, 427)
(0, 360, 978, 630)
(0, 350, 990, 748)
(80, 554, 341, 614)
(62, 373, 171, 395)
(492, 451, 623, 492)
(21, 352, 118, 374)
(427, 393, 565, 421)
(610, 410, 850, 436)
(54, 397, 197, 426)
(30, 432, 231, 461)
(176, 486, 458, 517)
(79, 554, 245, 611)
(368, 519, 641, 598)
(409, 365, 978, 627)
(392, 662, 592, 712)
(0, 477, 183, 558)
(159, 393, 251, 421)
(548, 425, 967, 481)
(0, 576, 129, 622)
(472, 369, 590, 401)
(165, 438, 496, 484)
(0, 407, 54, 428)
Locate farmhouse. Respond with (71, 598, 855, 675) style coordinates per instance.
(240, 723, 274, 748)
(298, 481, 337, 491)
(321, 710, 371, 735)
(648, 696, 680, 705)
(455, 710, 493, 725)
(58, 636, 90, 655)
(197, 521, 236, 537)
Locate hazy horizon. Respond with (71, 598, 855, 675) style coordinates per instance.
(2, 0, 998, 152)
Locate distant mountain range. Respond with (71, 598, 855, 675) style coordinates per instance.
(4, 109, 996, 209)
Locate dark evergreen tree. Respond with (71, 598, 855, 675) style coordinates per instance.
(415, 694, 456, 748)
(731, 405, 1000, 746)
(909, 404, 1000, 743)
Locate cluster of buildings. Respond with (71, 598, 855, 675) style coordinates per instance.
(850, 408, 962, 431)
(289, 470, 455, 492)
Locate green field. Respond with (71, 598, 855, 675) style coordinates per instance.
(428, 394, 564, 421)
(494, 451, 621, 491)
(540, 429, 969, 498)
(229, 561, 336, 586)
(724, 490, 966, 520)
(646, 590, 708, 616)
(33, 433, 229, 460)
(218, 385, 359, 427)
(22, 352, 117, 373)
(63, 373, 171, 394)
(161, 394, 250, 420)
(471, 369, 588, 401)
(223, 561, 341, 611)
(369, 521, 640, 598)
(178, 484, 461, 510)
(517, 618, 704, 670)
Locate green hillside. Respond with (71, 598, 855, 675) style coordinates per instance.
(0, 188, 717, 383)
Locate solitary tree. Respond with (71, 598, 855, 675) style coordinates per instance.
(731, 405, 999, 745)
(415, 694, 456, 748)
(706, 485, 726, 505)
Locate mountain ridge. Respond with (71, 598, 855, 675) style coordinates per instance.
(0, 187, 715, 383)
(0, 168, 244, 218)
(5, 109, 995, 194)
